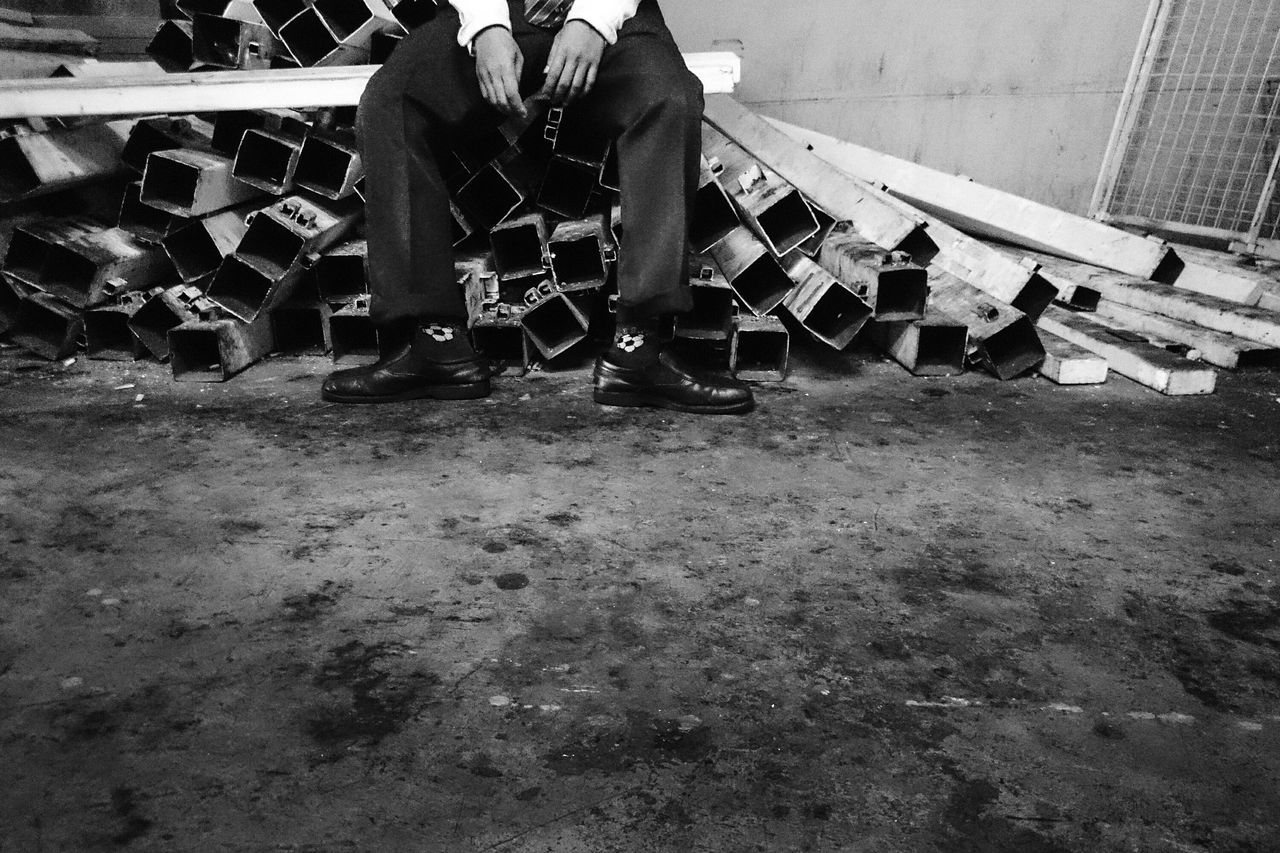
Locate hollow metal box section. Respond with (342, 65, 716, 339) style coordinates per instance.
(192, 13, 287, 70)
(86, 293, 149, 361)
(10, 292, 84, 361)
(232, 127, 305, 194)
(169, 314, 275, 381)
(129, 284, 205, 360)
(119, 181, 190, 243)
(206, 197, 361, 322)
(674, 261, 736, 341)
(2, 218, 104, 289)
(690, 162, 741, 253)
(0, 275, 32, 336)
(817, 226, 928, 322)
(472, 313, 532, 374)
(271, 299, 333, 354)
(868, 312, 969, 377)
(547, 216, 612, 292)
(520, 289, 590, 360)
(315, 238, 368, 303)
(927, 271, 1045, 380)
(278, 0, 402, 67)
(708, 225, 793, 317)
(328, 299, 380, 363)
(120, 115, 214, 173)
(0, 120, 135, 204)
(147, 20, 198, 72)
(39, 226, 173, 308)
(295, 131, 363, 200)
(489, 212, 549, 282)
(162, 203, 256, 282)
(702, 125, 819, 257)
(730, 315, 789, 382)
(141, 149, 263, 217)
(781, 252, 873, 350)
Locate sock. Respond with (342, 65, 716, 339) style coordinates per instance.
(414, 319, 475, 361)
(608, 322, 662, 368)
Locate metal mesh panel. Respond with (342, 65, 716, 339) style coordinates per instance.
(1104, 0, 1280, 239)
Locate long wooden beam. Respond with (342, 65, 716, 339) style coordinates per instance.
(0, 52, 742, 119)
(765, 116, 1178, 282)
(1039, 306, 1216, 396)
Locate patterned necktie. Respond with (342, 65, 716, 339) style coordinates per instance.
(525, 0, 573, 28)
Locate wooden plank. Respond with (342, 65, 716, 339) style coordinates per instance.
(1171, 243, 1279, 309)
(1038, 305, 1215, 395)
(701, 95, 922, 253)
(1021, 249, 1280, 348)
(765, 116, 1178, 282)
(0, 53, 741, 119)
(0, 7, 34, 26)
(1093, 299, 1280, 370)
(0, 22, 98, 56)
(1038, 329, 1109, 385)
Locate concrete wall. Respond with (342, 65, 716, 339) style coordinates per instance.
(664, 0, 1151, 215)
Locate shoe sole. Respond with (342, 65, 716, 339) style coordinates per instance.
(322, 380, 491, 404)
(593, 388, 754, 415)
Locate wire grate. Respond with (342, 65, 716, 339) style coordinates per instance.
(1100, 0, 1280, 241)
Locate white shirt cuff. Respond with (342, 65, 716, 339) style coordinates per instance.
(453, 0, 512, 50)
(565, 0, 641, 45)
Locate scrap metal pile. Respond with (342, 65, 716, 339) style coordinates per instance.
(3, 0, 1280, 393)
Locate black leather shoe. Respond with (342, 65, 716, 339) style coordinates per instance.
(321, 330, 491, 404)
(593, 349, 754, 414)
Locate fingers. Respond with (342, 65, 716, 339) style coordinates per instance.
(538, 46, 567, 101)
(565, 62, 590, 105)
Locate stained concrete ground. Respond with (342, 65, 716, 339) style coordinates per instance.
(1, 341, 1278, 853)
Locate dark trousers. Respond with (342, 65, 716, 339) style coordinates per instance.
(358, 0, 702, 326)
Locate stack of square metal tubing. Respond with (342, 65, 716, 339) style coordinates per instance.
(0, 0, 1092, 386)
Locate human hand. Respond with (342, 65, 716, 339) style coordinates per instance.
(473, 26, 526, 117)
(536, 20, 606, 106)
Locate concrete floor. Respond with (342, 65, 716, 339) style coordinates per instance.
(1, 343, 1279, 853)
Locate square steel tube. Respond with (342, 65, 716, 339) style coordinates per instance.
(690, 165, 740, 253)
(295, 132, 363, 200)
(329, 300, 379, 363)
(471, 314, 532, 374)
(817, 226, 927, 322)
(141, 149, 263, 217)
(86, 300, 147, 361)
(544, 107, 611, 169)
(927, 271, 1045, 380)
(119, 181, 190, 243)
(129, 284, 204, 360)
(192, 14, 283, 69)
(162, 204, 255, 282)
(521, 289, 590, 360)
(0, 120, 133, 204)
(279, 7, 367, 67)
(548, 217, 610, 292)
(169, 314, 275, 381)
(708, 226, 793, 317)
(41, 226, 173, 308)
(120, 115, 214, 172)
(536, 156, 600, 220)
(2, 218, 102, 289)
(0, 274, 30, 335)
(211, 108, 309, 155)
(234, 194, 363, 277)
(730, 315, 789, 381)
(674, 277, 736, 341)
(455, 162, 523, 232)
(489, 212, 549, 282)
(868, 313, 969, 377)
(387, 0, 438, 29)
(314, 0, 400, 45)
(253, 0, 308, 34)
(233, 128, 304, 195)
(147, 20, 196, 72)
(271, 300, 332, 354)
(781, 252, 873, 351)
(370, 29, 403, 63)
(10, 292, 84, 361)
(314, 238, 367, 303)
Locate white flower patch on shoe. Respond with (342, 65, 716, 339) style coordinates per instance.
(616, 332, 646, 353)
(424, 323, 455, 342)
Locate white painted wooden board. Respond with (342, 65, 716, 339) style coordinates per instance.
(1039, 306, 1215, 396)
(0, 53, 742, 119)
(764, 116, 1175, 281)
(1038, 329, 1109, 385)
(1092, 299, 1279, 370)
